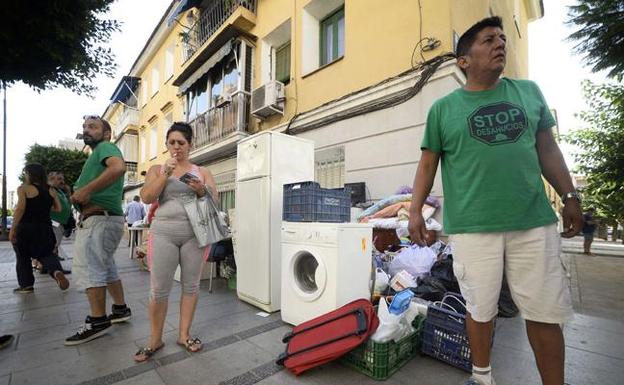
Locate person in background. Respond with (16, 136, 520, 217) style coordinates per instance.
(582, 207, 597, 256)
(10, 163, 69, 293)
(133, 122, 218, 362)
(48, 172, 72, 260)
(408, 16, 582, 385)
(65, 115, 132, 346)
(125, 195, 146, 246)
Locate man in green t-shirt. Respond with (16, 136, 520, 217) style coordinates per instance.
(408, 17, 582, 385)
(48, 172, 71, 260)
(65, 116, 132, 346)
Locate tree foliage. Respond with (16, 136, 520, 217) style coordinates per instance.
(0, 0, 120, 95)
(565, 80, 624, 226)
(23, 144, 88, 189)
(567, 0, 624, 78)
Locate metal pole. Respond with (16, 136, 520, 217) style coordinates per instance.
(2, 80, 7, 236)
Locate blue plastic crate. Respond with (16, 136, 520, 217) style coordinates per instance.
(421, 294, 472, 372)
(283, 181, 350, 222)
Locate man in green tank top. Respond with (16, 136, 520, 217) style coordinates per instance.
(408, 16, 582, 385)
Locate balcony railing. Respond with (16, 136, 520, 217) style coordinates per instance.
(189, 91, 250, 149)
(182, 0, 257, 62)
(115, 107, 139, 138)
(124, 162, 138, 186)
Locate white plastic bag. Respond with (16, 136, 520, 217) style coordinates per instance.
(373, 268, 390, 294)
(388, 245, 437, 279)
(371, 297, 414, 343)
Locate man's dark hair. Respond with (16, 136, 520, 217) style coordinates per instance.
(100, 118, 112, 133)
(166, 122, 193, 144)
(133, 195, 140, 202)
(456, 16, 504, 58)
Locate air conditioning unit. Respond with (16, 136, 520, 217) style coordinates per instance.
(251, 81, 285, 119)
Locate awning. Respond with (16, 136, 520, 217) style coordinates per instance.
(167, 0, 202, 27)
(110, 76, 140, 103)
(178, 40, 233, 94)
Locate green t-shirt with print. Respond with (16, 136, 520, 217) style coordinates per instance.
(74, 142, 124, 215)
(50, 188, 71, 224)
(421, 78, 557, 234)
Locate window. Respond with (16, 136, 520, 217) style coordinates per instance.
(149, 125, 158, 159)
(214, 171, 236, 211)
(315, 147, 345, 189)
(151, 65, 160, 96)
(275, 42, 291, 84)
(165, 44, 175, 80)
(320, 7, 345, 66)
(186, 74, 209, 121)
(140, 131, 146, 162)
(163, 112, 173, 146)
(141, 81, 148, 106)
(210, 55, 239, 107)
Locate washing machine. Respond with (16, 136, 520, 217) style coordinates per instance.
(281, 222, 373, 326)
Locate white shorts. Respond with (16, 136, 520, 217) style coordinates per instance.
(449, 223, 573, 324)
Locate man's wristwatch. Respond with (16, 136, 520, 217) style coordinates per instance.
(561, 191, 582, 204)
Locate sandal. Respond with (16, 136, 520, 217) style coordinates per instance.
(177, 337, 202, 353)
(133, 343, 165, 362)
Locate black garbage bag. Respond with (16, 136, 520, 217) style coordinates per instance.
(429, 257, 460, 293)
(497, 274, 519, 318)
(412, 276, 448, 302)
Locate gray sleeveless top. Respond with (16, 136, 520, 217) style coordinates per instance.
(154, 166, 203, 222)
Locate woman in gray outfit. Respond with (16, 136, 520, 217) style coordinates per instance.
(134, 122, 218, 362)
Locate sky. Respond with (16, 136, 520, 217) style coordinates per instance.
(0, 0, 608, 192)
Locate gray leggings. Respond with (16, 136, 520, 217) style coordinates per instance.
(149, 219, 206, 302)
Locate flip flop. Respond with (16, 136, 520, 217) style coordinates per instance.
(177, 337, 202, 353)
(133, 343, 165, 362)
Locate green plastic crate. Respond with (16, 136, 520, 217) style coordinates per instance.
(340, 316, 424, 380)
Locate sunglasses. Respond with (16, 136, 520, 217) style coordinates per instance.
(83, 115, 101, 121)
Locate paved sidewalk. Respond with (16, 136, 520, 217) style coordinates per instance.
(0, 237, 622, 385)
(562, 236, 624, 258)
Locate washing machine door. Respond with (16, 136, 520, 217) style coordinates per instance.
(289, 249, 327, 302)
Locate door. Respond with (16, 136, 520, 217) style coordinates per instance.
(235, 177, 271, 304)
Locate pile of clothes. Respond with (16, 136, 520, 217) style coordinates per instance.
(357, 189, 442, 247)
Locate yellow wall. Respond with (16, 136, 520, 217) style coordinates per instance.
(134, 24, 187, 175)
(254, 0, 533, 130)
(111, 0, 537, 176)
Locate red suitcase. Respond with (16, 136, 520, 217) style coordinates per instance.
(276, 299, 379, 375)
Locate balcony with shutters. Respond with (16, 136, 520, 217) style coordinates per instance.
(175, 0, 257, 85)
(124, 162, 139, 188)
(188, 90, 250, 164)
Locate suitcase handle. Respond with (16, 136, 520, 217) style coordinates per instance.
(282, 307, 367, 343)
(276, 308, 369, 365)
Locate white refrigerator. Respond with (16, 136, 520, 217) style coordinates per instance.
(235, 131, 314, 312)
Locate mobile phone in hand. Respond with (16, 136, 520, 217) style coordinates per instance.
(179, 172, 198, 184)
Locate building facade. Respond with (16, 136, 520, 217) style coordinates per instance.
(103, 0, 544, 210)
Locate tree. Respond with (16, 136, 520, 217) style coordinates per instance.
(565, 80, 624, 241)
(566, 0, 624, 79)
(0, 0, 120, 95)
(23, 144, 88, 189)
